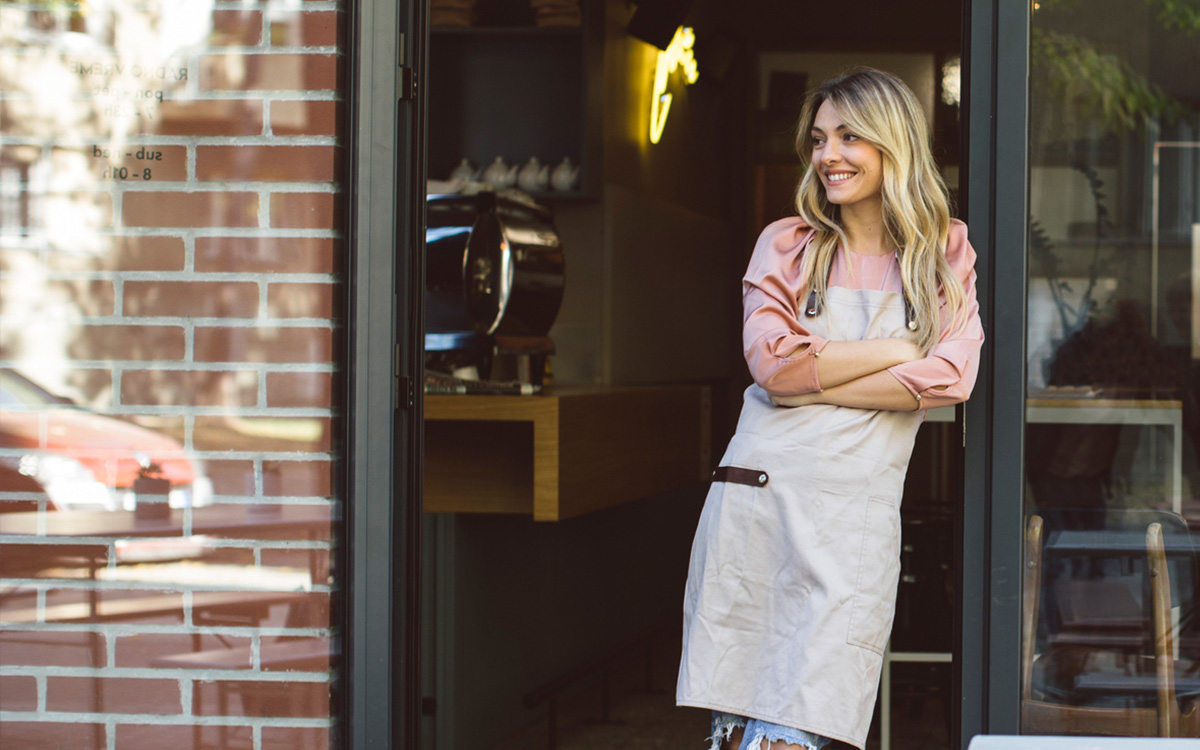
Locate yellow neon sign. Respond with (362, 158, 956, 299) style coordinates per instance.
(649, 26, 699, 144)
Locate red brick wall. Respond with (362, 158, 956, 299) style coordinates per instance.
(0, 3, 346, 748)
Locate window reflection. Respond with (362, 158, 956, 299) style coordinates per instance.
(1025, 0, 1200, 737)
(0, 1, 344, 747)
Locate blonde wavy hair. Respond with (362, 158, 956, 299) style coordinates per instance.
(794, 67, 966, 351)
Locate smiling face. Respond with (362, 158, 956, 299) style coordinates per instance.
(810, 99, 885, 211)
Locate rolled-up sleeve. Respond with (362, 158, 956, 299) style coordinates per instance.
(742, 217, 829, 396)
(887, 220, 984, 409)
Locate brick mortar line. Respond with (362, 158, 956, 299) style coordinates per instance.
(2, 134, 342, 147)
(200, 45, 343, 54)
(184, 324, 195, 362)
(0, 47, 343, 58)
(0, 315, 337, 327)
(0, 624, 334, 638)
(183, 232, 197, 272)
(0, 431, 339, 447)
(180, 495, 342, 504)
(182, 412, 196, 453)
(1, 227, 343, 238)
(0, 581, 334, 594)
(178, 680, 193, 727)
(111, 277, 124, 318)
(0, 90, 345, 102)
(259, 278, 270, 318)
(0, 273, 339, 282)
(110, 367, 122, 406)
(0, 537, 333, 550)
(1, 1, 344, 7)
(0, 667, 337, 682)
(0, 710, 336, 726)
(0, 361, 338, 373)
(0, 519, 338, 536)
(0, 318, 342, 334)
(259, 187, 269, 228)
(186, 144, 196, 184)
(0, 431, 340, 444)
(52, 405, 336, 416)
(263, 99, 273, 137)
(18, 181, 343, 192)
(111, 186, 123, 231)
(0, 495, 337, 509)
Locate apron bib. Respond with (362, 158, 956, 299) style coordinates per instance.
(677, 281, 923, 749)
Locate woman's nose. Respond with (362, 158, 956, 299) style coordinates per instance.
(820, 140, 840, 163)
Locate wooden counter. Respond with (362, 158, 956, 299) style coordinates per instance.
(424, 385, 711, 521)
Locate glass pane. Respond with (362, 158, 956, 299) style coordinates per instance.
(0, 4, 346, 749)
(1024, 0, 1200, 737)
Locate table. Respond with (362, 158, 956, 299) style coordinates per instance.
(424, 385, 711, 521)
(0, 505, 335, 650)
(926, 399, 1184, 513)
(0, 504, 335, 584)
(0, 504, 336, 735)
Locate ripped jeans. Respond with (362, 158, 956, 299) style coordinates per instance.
(709, 712, 835, 750)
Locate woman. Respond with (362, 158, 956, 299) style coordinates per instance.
(676, 68, 984, 750)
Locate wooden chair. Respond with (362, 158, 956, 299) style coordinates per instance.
(1021, 514, 1200, 737)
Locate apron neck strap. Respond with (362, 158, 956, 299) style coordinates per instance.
(804, 251, 918, 332)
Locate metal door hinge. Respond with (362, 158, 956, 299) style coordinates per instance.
(394, 344, 415, 411)
(403, 376, 415, 410)
(398, 66, 417, 101)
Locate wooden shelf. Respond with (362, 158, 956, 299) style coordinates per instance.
(423, 385, 711, 521)
(426, 0, 600, 199)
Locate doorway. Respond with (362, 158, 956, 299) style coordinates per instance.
(415, 1, 966, 748)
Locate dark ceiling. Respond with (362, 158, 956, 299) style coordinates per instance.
(690, 0, 962, 53)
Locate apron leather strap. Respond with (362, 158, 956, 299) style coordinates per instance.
(712, 466, 769, 487)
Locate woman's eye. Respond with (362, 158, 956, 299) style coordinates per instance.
(844, 133, 859, 142)
(811, 136, 824, 146)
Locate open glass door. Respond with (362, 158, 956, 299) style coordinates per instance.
(1020, 0, 1200, 738)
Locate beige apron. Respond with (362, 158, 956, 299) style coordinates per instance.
(677, 282, 923, 749)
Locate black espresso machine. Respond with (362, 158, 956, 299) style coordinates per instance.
(425, 192, 565, 385)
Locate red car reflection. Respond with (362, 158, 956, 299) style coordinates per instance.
(0, 368, 211, 511)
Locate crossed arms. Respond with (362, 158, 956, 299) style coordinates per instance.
(767, 339, 925, 411)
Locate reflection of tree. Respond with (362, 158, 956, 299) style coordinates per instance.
(0, 4, 199, 405)
(1030, 1, 1199, 358)
(1032, 27, 1183, 138)
(1030, 162, 1138, 360)
(1032, 0, 1199, 145)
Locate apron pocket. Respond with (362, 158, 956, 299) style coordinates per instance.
(846, 495, 901, 654)
(701, 479, 758, 583)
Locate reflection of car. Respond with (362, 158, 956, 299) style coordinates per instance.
(0, 368, 211, 511)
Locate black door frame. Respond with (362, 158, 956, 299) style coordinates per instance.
(352, 0, 1037, 745)
(347, 0, 427, 747)
(958, 0, 1029, 745)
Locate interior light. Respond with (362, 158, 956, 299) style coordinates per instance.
(941, 57, 961, 107)
(649, 26, 699, 145)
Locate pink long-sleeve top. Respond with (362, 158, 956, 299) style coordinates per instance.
(742, 216, 984, 410)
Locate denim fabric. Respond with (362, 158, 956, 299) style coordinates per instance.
(709, 711, 834, 750)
